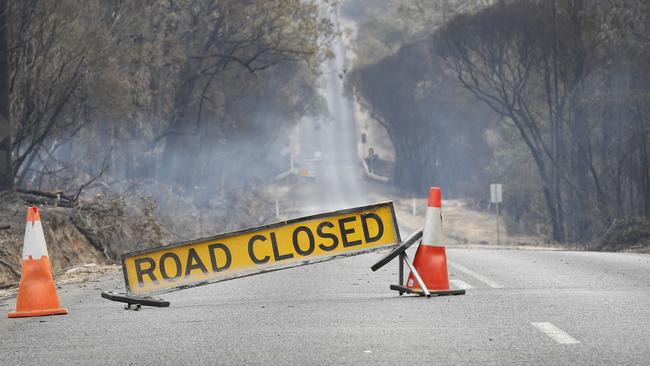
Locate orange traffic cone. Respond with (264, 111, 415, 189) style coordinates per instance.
(405, 187, 451, 292)
(8, 207, 68, 318)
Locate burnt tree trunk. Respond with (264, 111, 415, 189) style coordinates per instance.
(160, 63, 200, 189)
(0, 0, 13, 192)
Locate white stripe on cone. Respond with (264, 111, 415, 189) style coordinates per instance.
(421, 206, 443, 246)
(22, 219, 49, 260)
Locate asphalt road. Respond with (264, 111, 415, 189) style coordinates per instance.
(1, 245, 648, 365)
(3, 8, 649, 366)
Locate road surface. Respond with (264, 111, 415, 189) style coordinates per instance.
(1, 246, 648, 365)
(2, 7, 649, 366)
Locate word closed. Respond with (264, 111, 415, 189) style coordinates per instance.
(122, 202, 400, 295)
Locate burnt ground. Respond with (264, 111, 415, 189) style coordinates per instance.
(0, 191, 167, 288)
(2, 178, 648, 289)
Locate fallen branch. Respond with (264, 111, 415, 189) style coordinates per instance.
(0, 258, 20, 278)
(0, 282, 18, 290)
(72, 147, 112, 203)
(16, 189, 74, 208)
(0, 224, 10, 230)
(16, 188, 72, 201)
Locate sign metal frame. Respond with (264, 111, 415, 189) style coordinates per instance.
(121, 201, 401, 296)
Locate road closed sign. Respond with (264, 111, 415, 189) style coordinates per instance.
(121, 202, 400, 295)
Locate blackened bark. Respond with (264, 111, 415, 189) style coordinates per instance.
(0, 0, 13, 192)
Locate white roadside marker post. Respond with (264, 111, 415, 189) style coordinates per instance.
(490, 183, 503, 245)
(412, 197, 416, 216)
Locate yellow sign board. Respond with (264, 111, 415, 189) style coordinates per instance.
(121, 202, 400, 295)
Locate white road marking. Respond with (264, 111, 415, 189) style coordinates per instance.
(531, 322, 580, 344)
(449, 279, 473, 290)
(448, 262, 503, 288)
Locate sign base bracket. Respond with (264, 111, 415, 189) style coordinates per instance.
(394, 251, 466, 298)
(389, 285, 465, 297)
(101, 291, 170, 308)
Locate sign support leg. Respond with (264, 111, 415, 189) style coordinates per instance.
(398, 253, 404, 295)
(402, 252, 430, 297)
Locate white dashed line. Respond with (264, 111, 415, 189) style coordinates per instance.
(448, 262, 503, 288)
(449, 279, 473, 290)
(531, 322, 580, 344)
